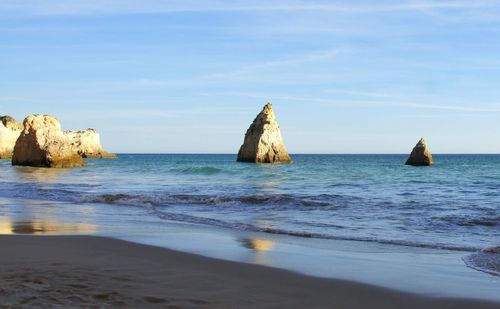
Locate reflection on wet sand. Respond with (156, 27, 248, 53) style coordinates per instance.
(240, 238, 275, 252)
(239, 238, 276, 266)
(0, 218, 97, 235)
(13, 166, 70, 183)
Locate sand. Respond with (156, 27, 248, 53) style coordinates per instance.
(0, 235, 497, 308)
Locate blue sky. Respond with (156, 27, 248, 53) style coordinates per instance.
(1, 0, 500, 153)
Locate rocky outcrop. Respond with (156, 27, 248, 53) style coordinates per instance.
(12, 115, 86, 168)
(66, 129, 116, 158)
(237, 103, 292, 163)
(0, 116, 23, 159)
(405, 138, 433, 166)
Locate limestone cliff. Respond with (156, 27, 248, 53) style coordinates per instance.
(66, 129, 116, 159)
(405, 138, 433, 166)
(12, 115, 85, 168)
(237, 103, 292, 163)
(0, 116, 23, 159)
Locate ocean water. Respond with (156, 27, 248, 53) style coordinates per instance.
(0, 154, 499, 275)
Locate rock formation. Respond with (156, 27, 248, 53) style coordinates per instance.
(405, 138, 433, 166)
(0, 116, 23, 159)
(237, 103, 292, 163)
(12, 115, 86, 168)
(65, 129, 116, 158)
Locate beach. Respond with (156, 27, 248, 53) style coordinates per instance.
(1, 235, 498, 308)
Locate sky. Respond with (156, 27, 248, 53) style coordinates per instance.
(1, 0, 500, 154)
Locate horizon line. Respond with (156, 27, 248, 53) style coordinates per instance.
(107, 152, 500, 155)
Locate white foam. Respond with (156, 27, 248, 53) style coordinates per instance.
(463, 247, 500, 276)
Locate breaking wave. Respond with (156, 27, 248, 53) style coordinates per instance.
(75, 192, 486, 252)
(463, 247, 500, 276)
(439, 216, 500, 227)
(77, 192, 334, 208)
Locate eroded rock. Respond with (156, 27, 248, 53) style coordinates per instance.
(12, 115, 85, 168)
(237, 103, 292, 163)
(405, 138, 433, 166)
(66, 129, 116, 159)
(0, 115, 23, 159)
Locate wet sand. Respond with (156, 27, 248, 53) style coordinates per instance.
(0, 235, 498, 308)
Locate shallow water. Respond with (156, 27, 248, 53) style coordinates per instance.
(0, 154, 499, 274)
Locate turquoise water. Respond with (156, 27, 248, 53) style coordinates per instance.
(0, 154, 499, 271)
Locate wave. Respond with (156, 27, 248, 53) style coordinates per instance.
(463, 247, 500, 276)
(148, 208, 484, 252)
(80, 193, 500, 230)
(170, 166, 225, 175)
(438, 216, 500, 227)
(77, 193, 334, 208)
(76, 193, 483, 252)
(0, 181, 494, 254)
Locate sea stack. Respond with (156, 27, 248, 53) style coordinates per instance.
(405, 138, 433, 166)
(237, 103, 292, 163)
(0, 116, 23, 159)
(66, 129, 116, 158)
(12, 115, 86, 168)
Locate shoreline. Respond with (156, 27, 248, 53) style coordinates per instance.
(1, 234, 499, 308)
(1, 195, 499, 303)
(1, 195, 499, 302)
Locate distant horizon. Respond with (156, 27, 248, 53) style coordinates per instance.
(109, 152, 500, 155)
(2, 0, 500, 153)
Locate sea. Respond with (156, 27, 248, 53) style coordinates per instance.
(0, 154, 499, 279)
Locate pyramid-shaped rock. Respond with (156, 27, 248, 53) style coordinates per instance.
(237, 103, 292, 163)
(405, 138, 433, 166)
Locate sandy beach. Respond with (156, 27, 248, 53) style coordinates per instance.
(0, 235, 497, 308)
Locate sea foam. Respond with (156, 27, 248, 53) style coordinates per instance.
(463, 247, 500, 276)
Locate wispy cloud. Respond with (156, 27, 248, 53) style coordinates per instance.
(133, 79, 194, 88)
(1, 0, 498, 16)
(408, 0, 499, 10)
(59, 105, 253, 122)
(395, 102, 500, 112)
(322, 89, 405, 99)
(226, 92, 500, 113)
(408, 0, 500, 22)
(203, 48, 340, 80)
(398, 114, 442, 119)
